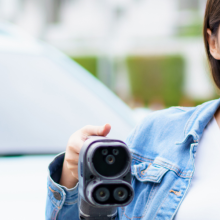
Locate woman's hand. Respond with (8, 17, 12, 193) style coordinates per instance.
(59, 124, 111, 189)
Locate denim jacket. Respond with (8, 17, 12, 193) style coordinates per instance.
(46, 98, 220, 220)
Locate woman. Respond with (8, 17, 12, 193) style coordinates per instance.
(46, 0, 220, 219)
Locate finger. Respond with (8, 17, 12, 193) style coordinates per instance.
(71, 170, 78, 179)
(81, 124, 111, 137)
(102, 123, 111, 136)
(65, 152, 79, 165)
(67, 134, 85, 154)
(66, 164, 78, 179)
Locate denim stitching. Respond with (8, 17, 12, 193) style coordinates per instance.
(121, 207, 142, 219)
(131, 152, 154, 162)
(143, 183, 159, 216)
(49, 176, 65, 194)
(182, 143, 196, 179)
(137, 166, 164, 181)
(154, 159, 180, 170)
(121, 182, 159, 219)
(183, 107, 200, 137)
(132, 153, 190, 176)
(153, 191, 170, 220)
(184, 103, 206, 137)
(141, 163, 152, 175)
(138, 167, 167, 182)
(153, 179, 180, 220)
(132, 157, 146, 163)
(155, 159, 185, 174)
(52, 207, 59, 220)
(48, 191, 60, 208)
(154, 159, 192, 177)
(140, 166, 167, 178)
(132, 151, 193, 179)
(121, 207, 133, 219)
(133, 157, 192, 178)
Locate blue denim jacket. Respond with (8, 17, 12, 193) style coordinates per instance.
(46, 99, 220, 220)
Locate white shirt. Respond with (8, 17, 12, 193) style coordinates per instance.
(175, 117, 220, 220)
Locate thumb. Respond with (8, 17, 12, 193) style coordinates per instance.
(82, 124, 111, 137)
(99, 123, 111, 136)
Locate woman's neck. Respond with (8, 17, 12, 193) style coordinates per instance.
(214, 107, 220, 129)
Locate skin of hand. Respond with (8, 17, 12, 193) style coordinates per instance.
(59, 124, 111, 189)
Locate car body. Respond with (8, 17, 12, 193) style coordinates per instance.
(0, 23, 136, 220)
(0, 23, 136, 155)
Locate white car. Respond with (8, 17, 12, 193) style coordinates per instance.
(0, 23, 136, 220)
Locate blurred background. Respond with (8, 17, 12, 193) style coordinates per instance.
(0, 0, 217, 109)
(0, 0, 219, 219)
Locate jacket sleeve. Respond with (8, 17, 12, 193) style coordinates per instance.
(45, 152, 80, 220)
(45, 130, 139, 220)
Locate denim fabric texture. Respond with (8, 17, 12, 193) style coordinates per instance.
(45, 99, 220, 220)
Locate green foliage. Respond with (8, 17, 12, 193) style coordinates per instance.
(175, 10, 203, 37)
(176, 22, 203, 37)
(126, 55, 185, 107)
(71, 56, 98, 77)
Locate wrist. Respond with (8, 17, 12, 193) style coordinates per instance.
(59, 159, 78, 189)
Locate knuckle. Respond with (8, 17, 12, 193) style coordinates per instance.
(67, 163, 78, 171)
(67, 144, 78, 153)
(66, 157, 78, 164)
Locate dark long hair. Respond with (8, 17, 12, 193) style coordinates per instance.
(204, 0, 220, 89)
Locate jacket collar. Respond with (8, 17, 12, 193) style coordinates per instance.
(180, 98, 220, 144)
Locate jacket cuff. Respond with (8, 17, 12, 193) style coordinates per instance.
(47, 152, 79, 209)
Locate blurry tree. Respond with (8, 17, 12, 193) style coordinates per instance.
(126, 55, 185, 107)
(175, 0, 204, 37)
(72, 56, 98, 78)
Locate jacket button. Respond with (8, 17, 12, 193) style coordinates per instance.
(53, 191, 61, 200)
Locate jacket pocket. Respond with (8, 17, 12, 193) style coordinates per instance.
(121, 162, 169, 219)
(133, 162, 169, 183)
